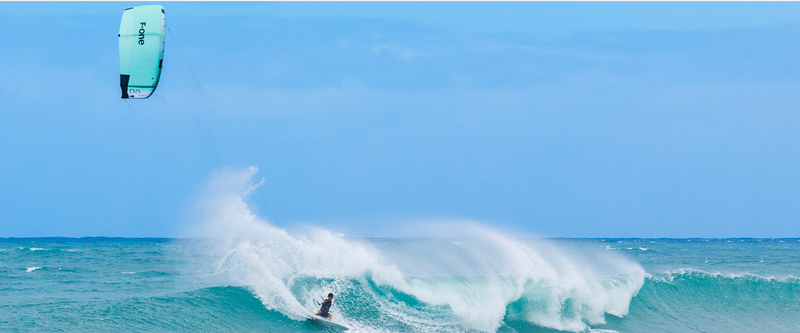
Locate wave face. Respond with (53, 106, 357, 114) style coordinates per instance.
(598, 270, 800, 333)
(198, 234, 645, 332)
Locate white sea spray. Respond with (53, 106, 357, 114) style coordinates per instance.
(188, 167, 646, 332)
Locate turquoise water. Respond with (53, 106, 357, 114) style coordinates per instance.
(2, 237, 798, 332)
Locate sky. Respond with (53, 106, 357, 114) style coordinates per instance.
(2, 2, 800, 238)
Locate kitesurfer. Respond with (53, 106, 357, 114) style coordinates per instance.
(315, 293, 334, 321)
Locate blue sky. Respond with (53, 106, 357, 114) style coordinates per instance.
(2, 2, 800, 238)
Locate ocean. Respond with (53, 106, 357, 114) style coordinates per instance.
(2, 235, 798, 332)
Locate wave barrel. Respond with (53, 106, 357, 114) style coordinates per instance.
(119, 5, 165, 99)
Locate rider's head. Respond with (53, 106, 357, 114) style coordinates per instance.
(328, 293, 334, 299)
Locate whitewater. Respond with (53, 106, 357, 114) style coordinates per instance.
(2, 169, 799, 332)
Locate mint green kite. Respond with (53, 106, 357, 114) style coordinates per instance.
(119, 5, 165, 99)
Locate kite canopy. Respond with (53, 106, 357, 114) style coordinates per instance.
(119, 5, 165, 99)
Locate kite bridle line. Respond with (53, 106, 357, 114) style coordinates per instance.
(164, 24, 280, 224)
(124, 100, 220, 202)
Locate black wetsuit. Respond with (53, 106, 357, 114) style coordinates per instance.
(318, 299, 332, 317)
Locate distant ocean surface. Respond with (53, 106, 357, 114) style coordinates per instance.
(2, 236, 799, 332)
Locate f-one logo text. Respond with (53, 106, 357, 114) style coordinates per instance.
(138, 22, 146, 45)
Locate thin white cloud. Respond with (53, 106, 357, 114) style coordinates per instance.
(371, 43, 426, 60)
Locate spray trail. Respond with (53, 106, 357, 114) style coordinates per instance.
(191, 167, 645, 332)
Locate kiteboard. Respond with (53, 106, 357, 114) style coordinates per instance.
(307, 316, 349, 331)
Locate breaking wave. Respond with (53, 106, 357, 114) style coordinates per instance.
(188, 167, 645, 332)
